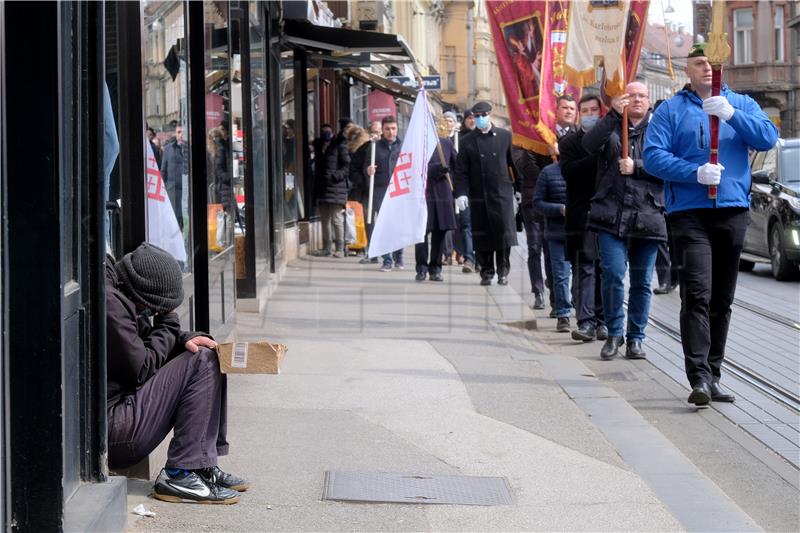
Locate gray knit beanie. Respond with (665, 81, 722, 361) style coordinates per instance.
(114, 243, 184, 313)
(442, 111, 458, 122)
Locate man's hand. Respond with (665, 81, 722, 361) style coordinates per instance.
(618, 157, 634, 175)
(548, 143, 560, 157)
(367, 165, 376, 177)
(702, 96, 734, 122)
(455, 195, 469, 211)
(439, 165, 450, 177)
(697, 162, 724, 186)
(185, 336, 217, 353)
(611, 92, 630, 115)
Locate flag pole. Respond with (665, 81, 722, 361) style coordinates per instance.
(706, 0, 731, 200)
(367, 139, 376, 224)
(421, 80, 459, 214)
(621, 44, 629, 159)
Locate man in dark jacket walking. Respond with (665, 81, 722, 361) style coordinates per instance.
(534, 162, 571, 332)
(106, 243, 247, 504)
(559, 94, 607, 342)
(454, 101, 519, 286)
(365, 116, 404, 271)
(415, 137, 458, 282)
(313, 124, 350, 257)
(161, 125, 188, 230)
(582, 82, 666, 361)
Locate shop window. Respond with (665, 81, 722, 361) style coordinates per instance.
(281, 59, 299, 225)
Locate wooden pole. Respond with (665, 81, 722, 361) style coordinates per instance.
(367, 140, 376, 224)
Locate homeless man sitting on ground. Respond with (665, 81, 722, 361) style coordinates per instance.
(106, 243, 248, 504)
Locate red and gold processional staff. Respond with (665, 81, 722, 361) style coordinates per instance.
(706, 0, 731, 200)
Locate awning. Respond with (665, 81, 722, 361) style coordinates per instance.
(343, 67, 418, 101)
(282, 20, 417, 68)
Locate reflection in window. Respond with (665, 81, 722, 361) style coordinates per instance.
(281, 61, 299, 224)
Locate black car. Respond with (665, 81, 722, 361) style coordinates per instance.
(739, 138, 800, 281)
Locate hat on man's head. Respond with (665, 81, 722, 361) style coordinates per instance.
(472, 101, 493, 114)
(688, 42, 706, 58)
(338, 117, 353, 130)
(463, 108, 474, 118)
(442, 111, 458, 121)
(114, 243, 184, 313)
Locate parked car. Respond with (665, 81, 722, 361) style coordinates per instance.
(739, 138, 800, 281)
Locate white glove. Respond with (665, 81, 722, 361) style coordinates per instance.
(514, 191, 522, 204)
(455, 195, 469, 211)
(697, 162, 724, 186)
(702, 96, 734, 122)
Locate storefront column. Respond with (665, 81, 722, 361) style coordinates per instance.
(293, 50, 313, 221)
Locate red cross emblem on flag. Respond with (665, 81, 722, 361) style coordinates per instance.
(389, 152, 414, 198)
(146, 156, 167, 202)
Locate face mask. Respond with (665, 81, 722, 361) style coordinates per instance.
(475, 115, 490, 130)
(581, 115, 599, 131)
(321, 131, 333, 141)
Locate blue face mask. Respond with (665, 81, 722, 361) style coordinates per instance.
(475, 115, 490, 129)
(581, 115, 599, 131)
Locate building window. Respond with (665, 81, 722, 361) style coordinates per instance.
(447, 72, 456, 91)
(775, 5, 785, 62)
(444, 46, 456, 92)
(734, 8, 753, 65)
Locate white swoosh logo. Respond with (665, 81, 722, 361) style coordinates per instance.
(171, 481, 211, 499)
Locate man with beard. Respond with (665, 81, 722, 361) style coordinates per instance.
(454, 101, 519, 285)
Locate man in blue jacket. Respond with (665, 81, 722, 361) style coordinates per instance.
(643, 43, 779, 406)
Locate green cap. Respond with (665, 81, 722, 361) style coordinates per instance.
(688, 42, 706, 58)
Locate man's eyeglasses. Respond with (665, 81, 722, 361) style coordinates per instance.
(473, 113, 489, 117)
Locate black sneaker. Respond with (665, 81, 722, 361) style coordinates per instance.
(197, 466, 250, 492)
(153, 469, 239, 504)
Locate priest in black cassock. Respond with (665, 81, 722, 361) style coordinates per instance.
(454, 101, 519, 286)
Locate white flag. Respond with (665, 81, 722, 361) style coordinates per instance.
(564, 0, 630, 96)
(145, 141, 187, 262)
(368, 89, 439, 259)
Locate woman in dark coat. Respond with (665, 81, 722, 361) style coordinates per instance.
(415, 135, 458, 281)
(313, 124, 350, 256)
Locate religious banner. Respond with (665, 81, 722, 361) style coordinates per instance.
(146, 141, 187, 262)
(487, 0, 649, 155)
(367, 89, 439, 259)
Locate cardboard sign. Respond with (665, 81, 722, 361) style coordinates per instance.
(215, 341, 288, 374)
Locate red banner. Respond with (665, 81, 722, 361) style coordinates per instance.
(487, 0, 649, 156)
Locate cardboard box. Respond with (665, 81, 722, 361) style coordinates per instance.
(215, 341, 288, 374)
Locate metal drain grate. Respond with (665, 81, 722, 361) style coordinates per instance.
(322, 471, 514, 506)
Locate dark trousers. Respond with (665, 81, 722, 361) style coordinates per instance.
(655, 218, 679, 286)
(521, 207, 547, 298)
(477, 248, 511, 279)
(108, 348, 229, 471)
(670, 208, 749, 387)
(415, 229, 446, 274)
(572, 259, 605, 328)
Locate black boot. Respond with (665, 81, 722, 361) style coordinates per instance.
(571, 324, 597, 342)
(688, 382, 712, 406)
(710, 380, 735, 402)
(600, 336, 624, 360)
(625, 340, 646, 359)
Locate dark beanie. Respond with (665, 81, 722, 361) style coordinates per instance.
(114, 243, 184, 313)
(338, 117, 353, 131)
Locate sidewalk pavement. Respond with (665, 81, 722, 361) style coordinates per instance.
(127, 247, 759, 532)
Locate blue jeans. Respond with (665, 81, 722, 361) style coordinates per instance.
(454, 207, 475, 264)
(382, 249, 404, 267)
(546, 239, 572, 318)
(597, 231, 659, 341)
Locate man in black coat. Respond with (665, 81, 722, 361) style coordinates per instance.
(454, 101, 519, 285)
(313, 124, 350, 257)
(559, 94, 606, 342)
(106, 243, 247, 504)
(415, 137, 458, 282)
(582, 82, 666, 360)
(364, 116, 404, 271)
(161, 125, 188, 230)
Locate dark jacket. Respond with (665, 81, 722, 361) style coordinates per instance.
(559, 128, 600, 262)
(313, 137, 350, 205)
(582, 110, 667, 241)
(533, 163, 567, 241)
(209, 138, 232, 211)
(511, 146, 543, 213)
(426, 137, 458, 232)
(454, 126, 518, 251)
(348, 141, 369, 203)
(161, 139, 187, 221)
(362, 136, 402, 214)
(105, 261, 204, 413)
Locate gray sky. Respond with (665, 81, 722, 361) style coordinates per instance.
(648, 0, 695, 33)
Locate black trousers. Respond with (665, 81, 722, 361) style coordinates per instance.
(655, 217, 679, 286)
(415, 229, 446, 274)
(670, 208, 749, 387)
(477, 248, 511, 279)
(572, 259, 605, 328)
(108, 348, 229, 471)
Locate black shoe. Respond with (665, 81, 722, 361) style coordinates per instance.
(556, 317, 570, 332)
(532, 293, 545, 310)
(153, 469, 240, 504)
(548, 309, 557, 318)
(625, 339, 646, 359)
(710, 380, 735, 403)
(571, 324, 596, 342)
(480, 277, 492, 286)
(688, 382, 712, 406)
(653, 283, 674, 295)
(497, 276, 508, 285)
(600, 336, 624, 360)
(429, 272, 444, 282)
(415, 272, 427, 282)
(595, 325, 608, 340)
(196, 466, 250, 492)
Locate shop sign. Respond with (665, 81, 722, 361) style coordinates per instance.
(206, 93, 224, 129)
(387, 75, 442, 90)
(368, 90, 396, 122)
